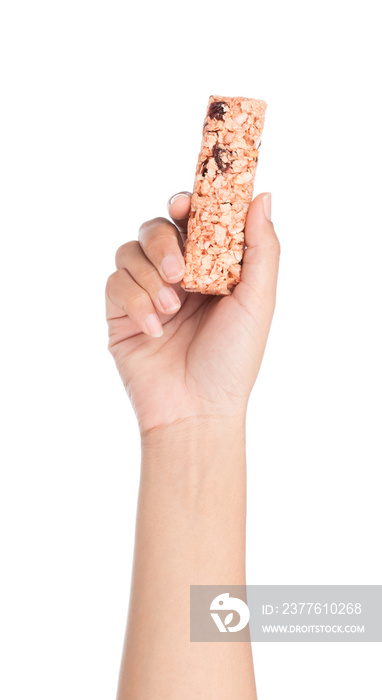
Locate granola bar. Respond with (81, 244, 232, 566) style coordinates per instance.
(180, 95, 267, 295)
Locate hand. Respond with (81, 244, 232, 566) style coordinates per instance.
(105, 191, 280, 436)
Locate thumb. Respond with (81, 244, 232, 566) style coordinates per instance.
(233, 192, 280, 326)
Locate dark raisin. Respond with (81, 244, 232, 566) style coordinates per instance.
(212, 144, 232, 173)
(201, 159, 209, 177)
(208, 101, 228, 120)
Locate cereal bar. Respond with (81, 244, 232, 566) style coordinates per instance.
(180, 95, 267, 295)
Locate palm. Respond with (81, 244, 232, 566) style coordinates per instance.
(108, 282, 266, 434)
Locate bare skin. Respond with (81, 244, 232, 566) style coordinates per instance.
(106, 191, 280, 699)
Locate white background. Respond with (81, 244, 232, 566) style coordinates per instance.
(1, 0, 381, 698)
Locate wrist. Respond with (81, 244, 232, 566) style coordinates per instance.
(140, 413, 247, 486)
(140, 413, 246, 449)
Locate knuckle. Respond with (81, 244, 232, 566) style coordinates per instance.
(138, 218, 177, 252)
(115, 240, 138, 267)
(125, 288, 150, 314)
(138, 264, 156, 287)
(139, 216, 169, 233)
(105, 270, 120, 295)
(143, 236, 162, 259)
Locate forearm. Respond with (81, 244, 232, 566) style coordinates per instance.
(116, 415, 256, 700)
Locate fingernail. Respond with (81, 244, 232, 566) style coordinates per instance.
(145, 313, 163, 338)
(161, 254, 184, 281)
(263, 193, 272, 221)
(169, 192, 192, 205)
(158, 286, 181, 313)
